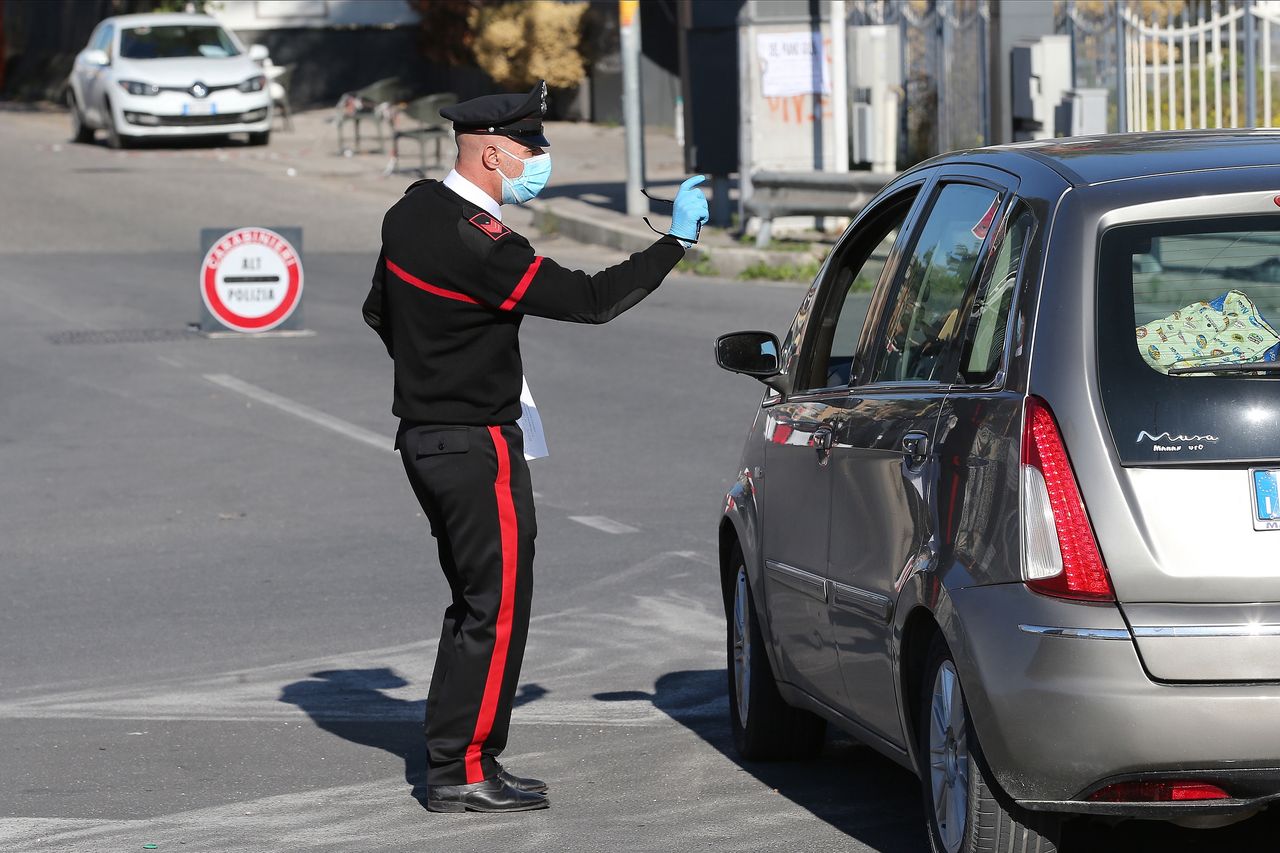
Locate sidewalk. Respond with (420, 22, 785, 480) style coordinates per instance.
(256, 108, 828, 281)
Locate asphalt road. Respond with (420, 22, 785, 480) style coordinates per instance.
(3, 109, 1278, 853)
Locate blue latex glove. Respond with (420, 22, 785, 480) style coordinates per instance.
(668, 175, 710, 245)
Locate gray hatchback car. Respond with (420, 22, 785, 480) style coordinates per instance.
(714, 132, 1280, 852)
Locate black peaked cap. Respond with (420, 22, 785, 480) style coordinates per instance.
(440, 81, 550, 148)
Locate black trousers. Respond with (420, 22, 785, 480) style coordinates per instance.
(398, 422, 536, 787)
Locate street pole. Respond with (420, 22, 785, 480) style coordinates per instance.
(620, 0, 647, 217)
(830, 0, 849, 173)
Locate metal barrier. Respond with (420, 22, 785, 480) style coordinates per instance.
(745, 169, 893, 247)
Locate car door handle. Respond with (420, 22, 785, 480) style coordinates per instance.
(901, 431, 930, 462)
(812, 425, 834, 465)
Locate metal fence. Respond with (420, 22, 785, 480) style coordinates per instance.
(844, 0, 1277, 170)
(850, 0, 990, 167)
(1060, 0, 1280, 133)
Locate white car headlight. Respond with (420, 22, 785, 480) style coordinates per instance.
(117, 80, 160, 96)
(238, 75, 266, 93)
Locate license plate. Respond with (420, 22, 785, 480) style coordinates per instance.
(182, 101, 216, 116)
(1252, 468, 1280, 531)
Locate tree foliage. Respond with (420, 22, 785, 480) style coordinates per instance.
(470, 1, 589, 91)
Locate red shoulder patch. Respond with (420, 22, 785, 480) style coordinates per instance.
(468, 212, 512, 241)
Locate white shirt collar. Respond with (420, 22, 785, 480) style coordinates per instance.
(443, 170, 502, 221)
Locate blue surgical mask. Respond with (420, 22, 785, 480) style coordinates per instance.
(496, 144, 552, 205)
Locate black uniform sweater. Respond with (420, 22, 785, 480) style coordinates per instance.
(363, 179, 686, 426)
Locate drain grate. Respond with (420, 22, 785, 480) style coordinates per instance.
(48, 328, 203, 345)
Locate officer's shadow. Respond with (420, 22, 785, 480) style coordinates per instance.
(279, 668, 547, 805)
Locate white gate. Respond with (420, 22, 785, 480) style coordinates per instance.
(1065, 0, 1280, 132)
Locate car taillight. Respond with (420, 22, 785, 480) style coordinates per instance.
(1020, 396, 1114, 600)
(1088, 781, 1230, 802)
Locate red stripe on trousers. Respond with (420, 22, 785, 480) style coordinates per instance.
(499, 256, 543, 311)
(385, 258, 481, 305)
(464, 426, 519, 784)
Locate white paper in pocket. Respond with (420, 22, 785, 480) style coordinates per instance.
(517, 375, 549, 461)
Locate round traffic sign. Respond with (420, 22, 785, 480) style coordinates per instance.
(200, 227, 303, 332)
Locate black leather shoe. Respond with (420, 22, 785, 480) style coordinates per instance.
(496, 762, 548, 794)
(425, 778, 548, 813)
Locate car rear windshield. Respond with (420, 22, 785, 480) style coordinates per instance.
(120, 25, 239, 59)
(1097, 215, 1280, 465)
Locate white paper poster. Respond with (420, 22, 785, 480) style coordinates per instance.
(517, 375, 549, 461)
(758, 31, 830, 98)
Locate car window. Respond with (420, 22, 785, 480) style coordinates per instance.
(93, 24, 114, 57)
(1128, 228, 1280, 374)
(795, 193, 916, 392)
(867, 183, 1001, 385)
(954, 201, 1036, 385)
(120, 25, 240, 60)
(1097, 214, 1280, 466)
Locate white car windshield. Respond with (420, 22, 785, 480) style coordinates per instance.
(119, 25, 240, 59)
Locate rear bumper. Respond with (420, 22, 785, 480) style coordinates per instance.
(1020, 769, 1280, 818)
(948, 583, 1280, 815)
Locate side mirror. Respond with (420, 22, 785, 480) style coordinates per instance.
(83, 49, 109, 67)
(248, 44, 270, 62)
(716, 331, 784, 389)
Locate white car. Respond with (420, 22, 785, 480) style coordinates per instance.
(67, 13, 272, 148)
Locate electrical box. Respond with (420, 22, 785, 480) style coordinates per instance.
(850, 24, 901, 90)
(1010, 34, 1071, 141)
(851, 102, 875, 165)
(1055, 87, 1108, 137)
(849, 24, 900, 172)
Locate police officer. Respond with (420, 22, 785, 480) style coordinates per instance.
(362, 81, 708, 814)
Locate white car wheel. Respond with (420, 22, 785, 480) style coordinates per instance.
(103, 99, 131, 150)
(68, 90, 93, 144)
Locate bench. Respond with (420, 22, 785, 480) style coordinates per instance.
(745, 170, 895, 247)
(387, 93, 457, 177)
(335, 77, 409, 155)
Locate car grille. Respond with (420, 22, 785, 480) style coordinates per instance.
(153, 112, 250, 127)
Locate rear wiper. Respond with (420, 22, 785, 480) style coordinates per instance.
(1167, 361, 1280, 376)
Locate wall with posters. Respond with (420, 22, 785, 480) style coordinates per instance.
(739, 2, 839, 176)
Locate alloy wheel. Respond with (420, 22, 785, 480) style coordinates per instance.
(928, 660, 970, 853)
(732, 566, 751, 725)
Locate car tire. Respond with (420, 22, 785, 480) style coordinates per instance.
(726, 544, 826, 761)
(247, 130, 270, 146)
(68, 90, 94, 144)
(103, 99, 130, 150)
(917, 634, 1060, 853)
